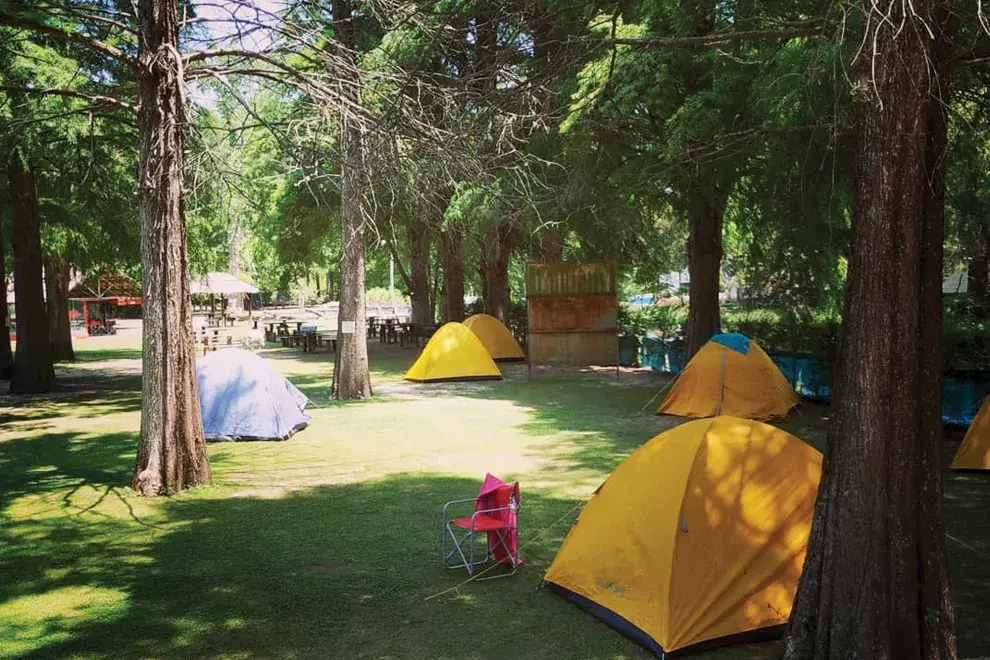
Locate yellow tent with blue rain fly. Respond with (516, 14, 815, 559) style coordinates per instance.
(404, 322, 502, 382)
(950, 395, 990, 470)
(543, 416, 822, 657)
(463, 313, 525, 361)
(658, 333, 798, 421)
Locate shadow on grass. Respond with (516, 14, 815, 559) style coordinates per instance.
(1, 468, 672, 659)
(73, 348, 143, 363)
(0, 431, 138, 510)
(0, 391, 142, 428)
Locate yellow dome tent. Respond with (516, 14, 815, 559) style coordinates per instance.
(544, 416, 822, 657)
(950, 395, 990, 470)
(463, 313, 525, 361)
(404, 322, 502, 382)
(658, 333, 798, 421)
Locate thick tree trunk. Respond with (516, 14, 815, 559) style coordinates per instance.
(0, 215, 12, 379)
(44, 254, 75, 362)
(680, 2, 723, 359)
(783, 3, 955, 658)
(535, 226, 566, 262)
(684, 197, 722, 357)
(131, 0, 211, 497)
(478, 225, 514, 324)
(7, 149, 55, 394)
(407, 220, 433, 325)
(332, 0, 372, 400)
(441, 228, 465, 322)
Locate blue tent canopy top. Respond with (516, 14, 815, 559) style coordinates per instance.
(710, 332, 751, 355)
(197, 349, 310, 441)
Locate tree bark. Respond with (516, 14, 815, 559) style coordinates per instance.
(7, 149, 56, 394)
(478, 225, 514, 325)
(331, 0, 372, 400)
(0, 214, 12, 379)
(407, 219, 433, 324)
(44, 253, 75, 362)
(441, 228, 465, 322)
(130, 0, 211, 497)
(536, 228, 566, 262)
(681, 2, 723, 359)
(684, 196, 723, 357)
(783, 3, 956, 658)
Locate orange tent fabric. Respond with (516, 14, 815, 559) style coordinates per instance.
(950, 395, 990, 470)
(404, 322, 502, 382)
(544, 416, 822, 656)
(463, 313, 525, 361)
(658, 334, 798, 421)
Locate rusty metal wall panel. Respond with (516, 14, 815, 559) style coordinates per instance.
(529, 331, 618, 365)
(526, 261, 617, 298)
(528, 295, 617, 332)
(526, 261, 618, 365)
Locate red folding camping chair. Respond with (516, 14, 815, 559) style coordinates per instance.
(441, 474, 521, 579)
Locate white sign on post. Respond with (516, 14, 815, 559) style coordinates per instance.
(341, 320, 356, 334)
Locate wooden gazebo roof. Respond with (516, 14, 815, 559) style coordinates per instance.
(69, 270, 142, 300)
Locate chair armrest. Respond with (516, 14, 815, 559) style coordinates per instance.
(442, 498, 477, 520)
(469, 506, 517, 528)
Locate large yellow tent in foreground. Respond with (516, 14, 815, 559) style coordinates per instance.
(463, 313, 526, 361)
(658, 333, 798, 421)
(544, 416, 822, 657)
(950, 395, 990, 470)
(404, 322, 502, 382)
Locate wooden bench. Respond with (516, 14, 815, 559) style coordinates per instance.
(400, 323, 439, 348)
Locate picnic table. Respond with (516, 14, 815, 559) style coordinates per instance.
(378, 318, 400, 344)
(303, 330, 338, 353)
(400, 323, 439, 348)
(206, 313, 235, 328)
(265, 319, 308, 342)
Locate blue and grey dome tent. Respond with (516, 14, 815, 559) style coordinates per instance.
(197, 349, 310, 441)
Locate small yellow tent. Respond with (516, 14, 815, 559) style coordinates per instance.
(950, 395, 990, 470)
(544, 416, 822, 657)
(463, 313, 525, 361)
(404, 322, 502, 382)
(658, 333, 798, 421)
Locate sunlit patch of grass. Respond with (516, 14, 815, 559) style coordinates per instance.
(0, 586, 129, 656)
(2, 335, 989, 658)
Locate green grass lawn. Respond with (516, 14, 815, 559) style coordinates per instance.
(1, 337, 989, 659)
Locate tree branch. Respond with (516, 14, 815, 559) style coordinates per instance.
(0, 85, 139, 114)
(0, 10, 137, 68)
(587, 25, 828, 49)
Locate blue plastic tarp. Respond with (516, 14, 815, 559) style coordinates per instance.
(639, 337, 987, 426)
(197, 349, 310, 441)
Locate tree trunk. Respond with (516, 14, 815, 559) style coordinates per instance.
(7, 149, 55, 394)
(536, 225, 566, 262)
(684, 197, 722, 357)
(44, 253, 75, 362)
(783, 3, 956, 658)
(441, 228, 465, 322)
(331, 0, 372, 400)
(130, 0, 211, 497)
(407, 219, 433, 324)
(478, 225, 514, 324)
(0, 214, 12, 379)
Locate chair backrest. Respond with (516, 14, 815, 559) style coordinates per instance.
(474, 474, 520, 565)
(475, 474, 520, 513)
